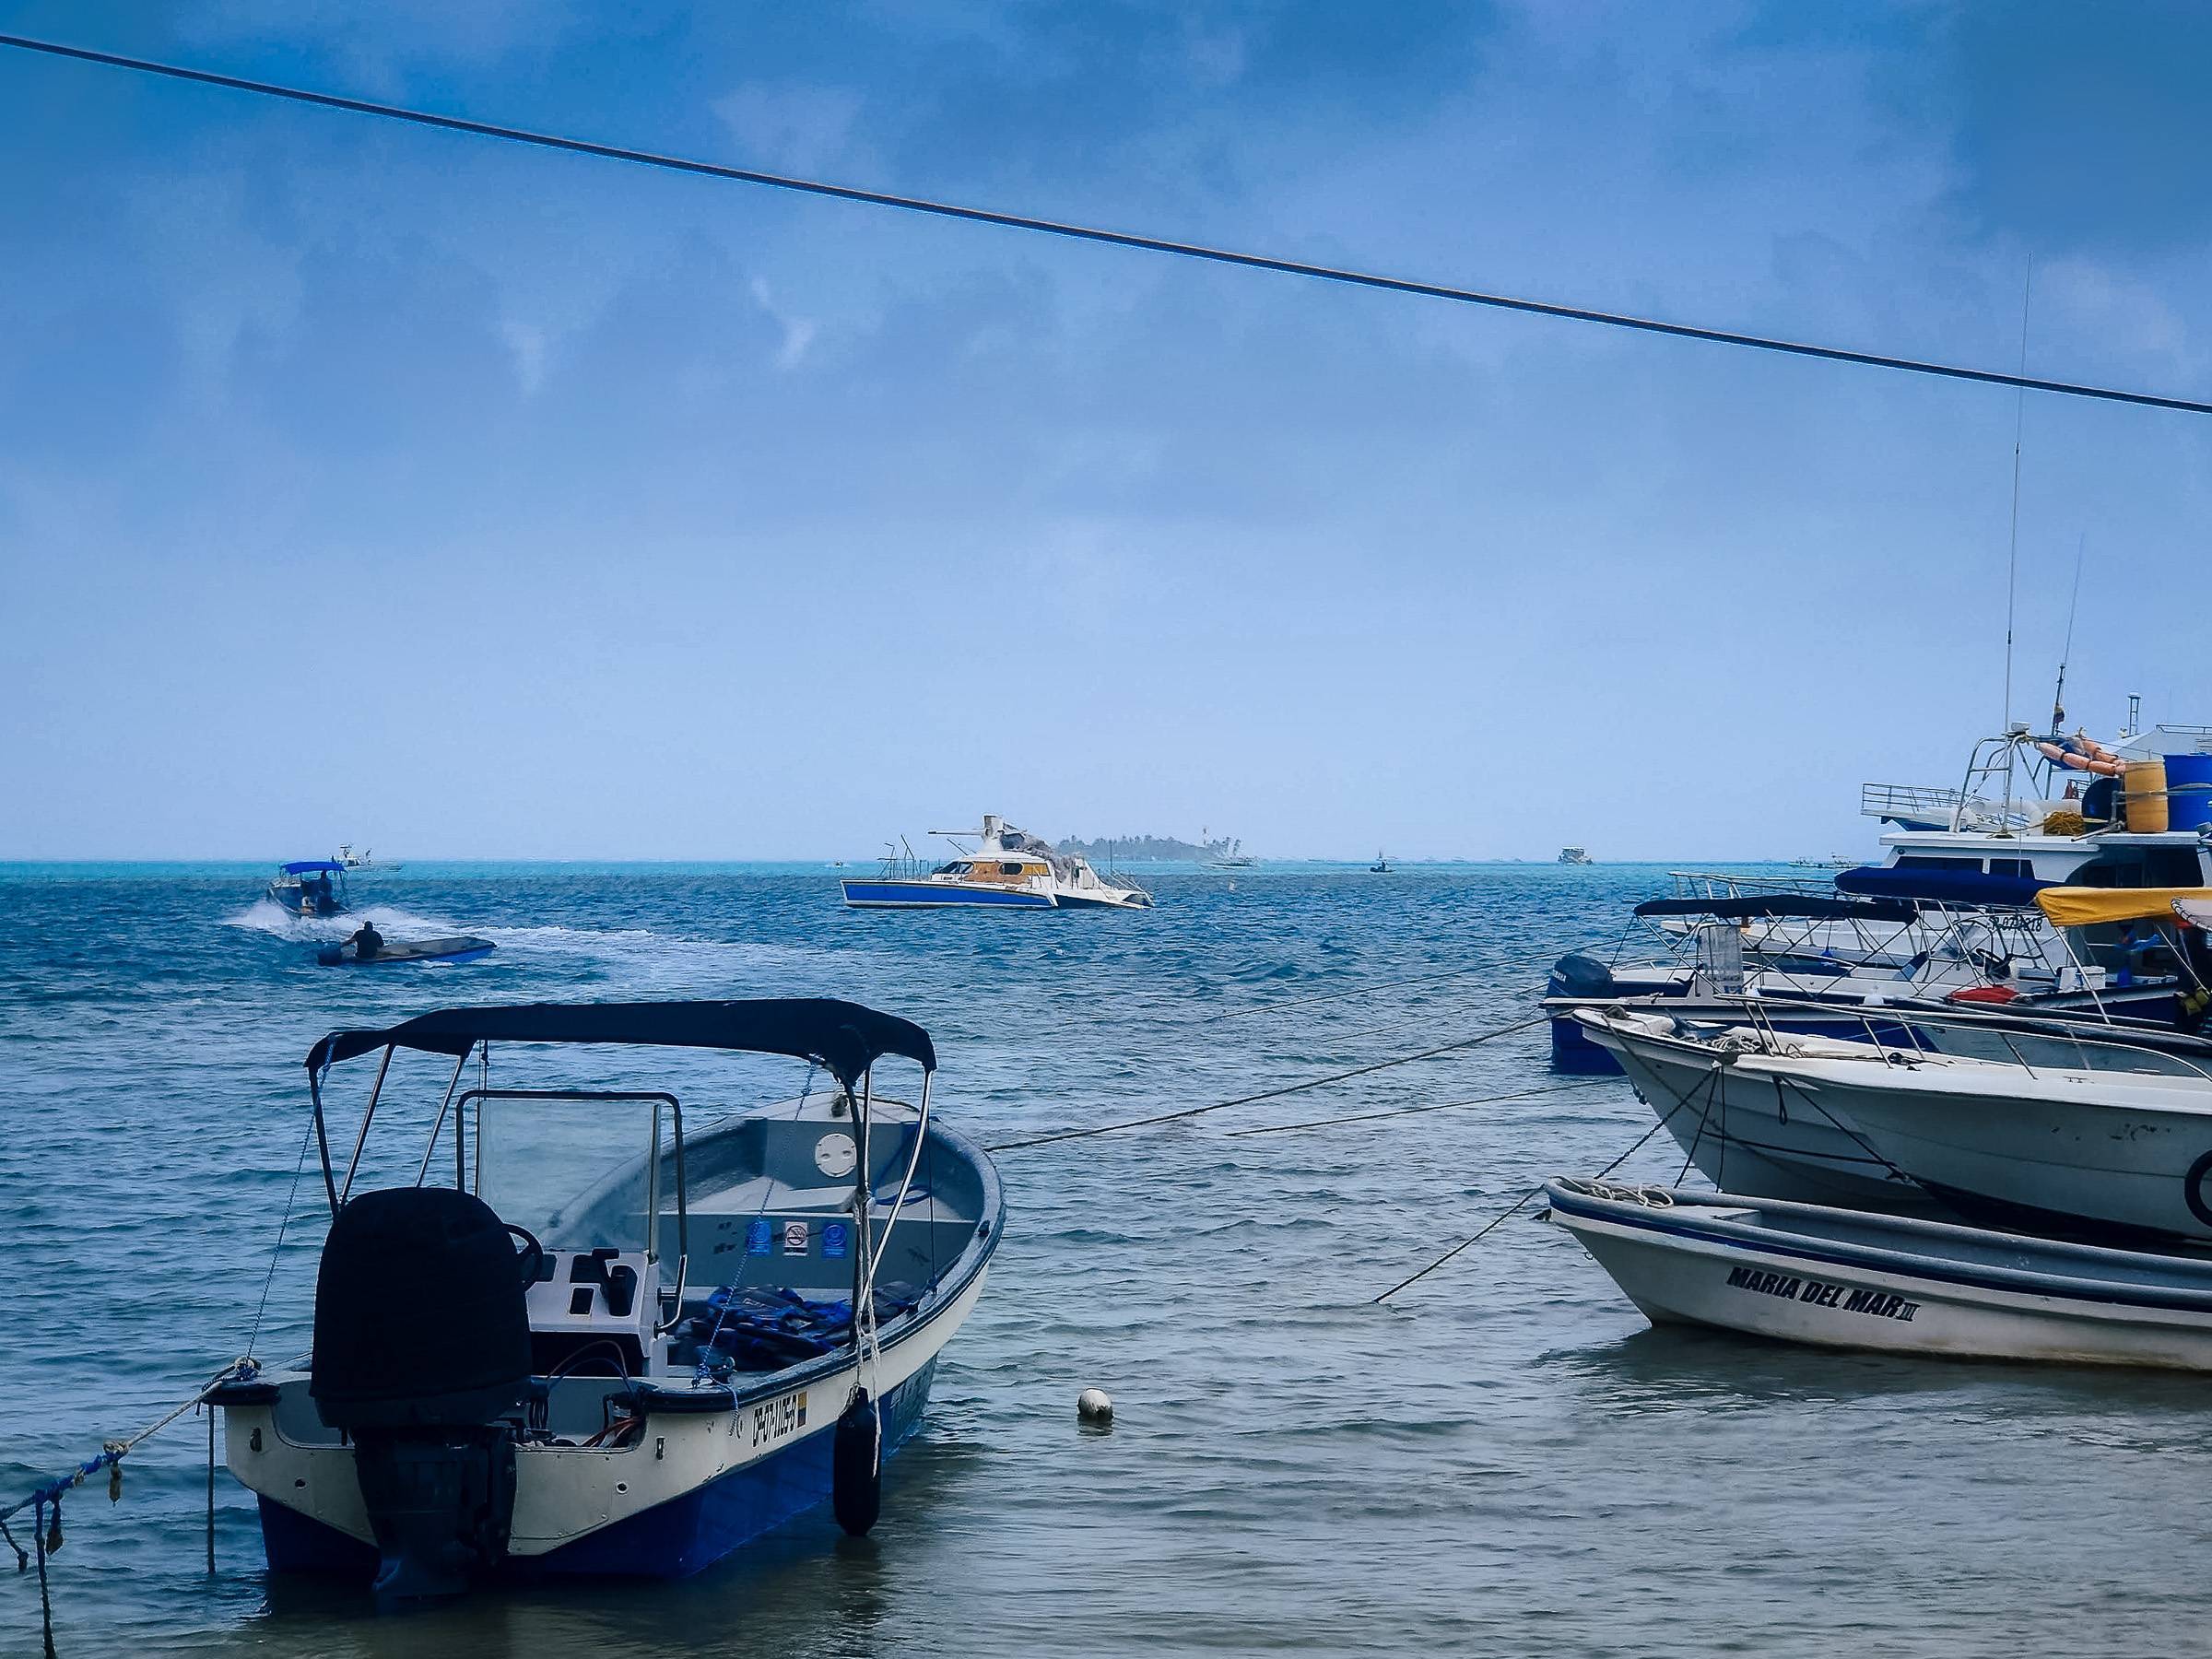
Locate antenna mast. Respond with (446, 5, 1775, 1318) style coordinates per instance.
(1999, 265, 2032, 830)
(2052, 532, 2084, 735)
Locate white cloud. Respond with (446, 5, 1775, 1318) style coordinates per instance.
(748, 276, 818, 371)
(500, 318, 549, 395)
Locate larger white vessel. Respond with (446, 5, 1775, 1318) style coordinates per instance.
(841, 817, 1151, 910)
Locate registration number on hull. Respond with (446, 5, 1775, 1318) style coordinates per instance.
(748, 1389, 809, 1449)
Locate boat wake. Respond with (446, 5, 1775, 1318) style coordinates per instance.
(225, 900, 456, 942)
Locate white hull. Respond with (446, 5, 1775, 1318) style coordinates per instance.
(1799, 1058, 2212, 1242)
(1547, 1185, 2212, 1369)
(227, 1266, 989, 1559)
(1576, 1012, 1929, 1207)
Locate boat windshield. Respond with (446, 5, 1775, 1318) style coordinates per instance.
(471, 1096, 672, 1259)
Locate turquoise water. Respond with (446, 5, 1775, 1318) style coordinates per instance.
(4, 862, 2209, 1657)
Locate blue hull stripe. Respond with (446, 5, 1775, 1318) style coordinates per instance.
(257, 1359, 939, 1583)
(841, 881, 1053, 909)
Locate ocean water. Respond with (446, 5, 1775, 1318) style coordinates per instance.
(4, 861, 2210, 1658)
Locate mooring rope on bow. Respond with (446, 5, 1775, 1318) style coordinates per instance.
(986, 1010, 1551, 1152)
(0, 1359, 260, 1533)
(1226, 1077, 1615, 1137)
(1370, 1066, 1720, 1302)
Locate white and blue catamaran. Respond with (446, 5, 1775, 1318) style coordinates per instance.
(206, 998, 1001, 1602)
(841, 815, 1151, 910)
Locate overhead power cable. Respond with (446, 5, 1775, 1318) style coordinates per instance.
(4, 31, 2210, 418)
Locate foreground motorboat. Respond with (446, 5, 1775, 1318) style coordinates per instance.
(268, 861, 349, 918)
(841, 816, 1150, 910)
(1545, 1179, 2212, 1369)
(205, 999, 1001, 1601)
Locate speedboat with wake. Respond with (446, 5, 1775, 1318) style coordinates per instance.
(1545, 1179, 2212, 1371)
(841, 816, 1150, 909)
(267, 861, 349, 918)
(203, 998, 1001, 1601)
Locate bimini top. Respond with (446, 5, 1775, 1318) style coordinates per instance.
(306, 998, 936, 1086)
(1832, 865, 2049, 908)
(2036, 886, 2212, 929)
(279, 860, 347, 876)
(1633, 895, 1920, 924)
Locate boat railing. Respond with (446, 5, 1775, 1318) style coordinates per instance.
(1737, 995, 2212, 1086)
(1665, 869, 1838, 900)
(1858, 782, 2050, 834)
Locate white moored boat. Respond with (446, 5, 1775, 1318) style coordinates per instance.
(1571, 979, 2212, 1216)
(841, 816, 1150, 910)
(1545, 1179, 2212, 1370)
(205, 998, 1001, 1603)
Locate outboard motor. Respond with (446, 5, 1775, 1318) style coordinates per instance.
(310, 1187, 536, 1603)
(1547, 953, 1622, 1075)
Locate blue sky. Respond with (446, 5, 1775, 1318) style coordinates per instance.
(2, 1, 2206, 860)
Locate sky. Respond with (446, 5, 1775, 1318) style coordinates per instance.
(2, 0, 2208, 861)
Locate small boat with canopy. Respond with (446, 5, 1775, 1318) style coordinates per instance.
(267, 860, 349, 918)
(204, 998, 1001, 1602)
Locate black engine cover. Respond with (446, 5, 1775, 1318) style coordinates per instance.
(311, 1186, 533, 1430)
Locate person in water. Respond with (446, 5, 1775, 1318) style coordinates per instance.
(349, 920, 383, 960)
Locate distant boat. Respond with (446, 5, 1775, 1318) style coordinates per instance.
(268, 861, 349, 917)
(334, 843, 398, 871)
(841, 816, 1151, 910)
(1559, 847, 1594, 865)
(1370, 850, 1392, 873)
(1202, 828, 1256, 869)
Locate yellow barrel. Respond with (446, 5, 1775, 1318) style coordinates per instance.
(2124, 758, 2170, 832)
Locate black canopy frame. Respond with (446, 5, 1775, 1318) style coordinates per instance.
(302, 999, 936, 1219)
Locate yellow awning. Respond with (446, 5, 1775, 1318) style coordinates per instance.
(2036, 887, 2212, 928)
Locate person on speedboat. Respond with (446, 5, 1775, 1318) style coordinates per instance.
(347, 920, 383, 960)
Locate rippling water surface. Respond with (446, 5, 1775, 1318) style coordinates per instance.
(4, 862, 2208, 1657)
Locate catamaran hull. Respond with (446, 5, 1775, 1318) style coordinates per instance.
(841, 880, 1055, 909)
(1547, 1190, 2212, 1369)
(1577, 1015, 1933, 1209)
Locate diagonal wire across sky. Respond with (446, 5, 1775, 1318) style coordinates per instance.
(4, 30, 2211, 418)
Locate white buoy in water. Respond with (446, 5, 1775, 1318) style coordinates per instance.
(1077, 1387, 1113, 1425)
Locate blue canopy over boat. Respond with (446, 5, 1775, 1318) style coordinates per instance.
(1832, 865, 2050, 908)
(1633, 894, 1921, 923)
(280, 860, 347, 876)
